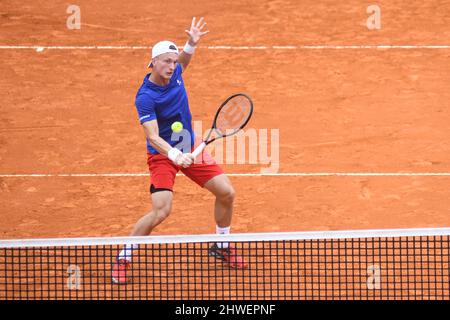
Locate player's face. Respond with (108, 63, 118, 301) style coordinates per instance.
(152, 53, 179, 80)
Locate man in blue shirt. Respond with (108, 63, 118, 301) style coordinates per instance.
(112, 18, 246, 284)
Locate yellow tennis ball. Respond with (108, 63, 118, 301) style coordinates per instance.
(171, 121, 183, 133)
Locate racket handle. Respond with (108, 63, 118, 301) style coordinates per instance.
(192, 142, 206, 158)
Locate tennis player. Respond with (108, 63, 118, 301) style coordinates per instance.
(112, 18, 246, 284)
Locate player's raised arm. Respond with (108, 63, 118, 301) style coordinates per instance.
(178, 17, 209, 72)
(142, 120, 193, 168)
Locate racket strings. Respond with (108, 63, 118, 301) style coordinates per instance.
(215, 96, 252, 135)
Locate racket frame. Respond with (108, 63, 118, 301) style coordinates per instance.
(192, 93, 253, 158)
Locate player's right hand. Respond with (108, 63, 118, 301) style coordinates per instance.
(175, 153, 195, 168)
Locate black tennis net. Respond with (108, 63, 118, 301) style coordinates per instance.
(0, 228, 449, 300)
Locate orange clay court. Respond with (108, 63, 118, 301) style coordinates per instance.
(0, 0, 449, 300)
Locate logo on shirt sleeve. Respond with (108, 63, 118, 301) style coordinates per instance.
(177, 79, 181, 86)
(139, 115, 151, 121)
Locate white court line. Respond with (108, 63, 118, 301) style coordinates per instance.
(1, 45, 450, 50)
(1, 172, 450, 178)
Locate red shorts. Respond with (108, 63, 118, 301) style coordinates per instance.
(147, 141, 224, 191)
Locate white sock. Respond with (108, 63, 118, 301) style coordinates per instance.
(118, 244, 138, 261)
(216, 225, 230, 249)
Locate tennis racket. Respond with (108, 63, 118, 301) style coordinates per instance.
(192, 93, 254, 158)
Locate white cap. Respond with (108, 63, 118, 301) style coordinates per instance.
(148, 40, 179, 67)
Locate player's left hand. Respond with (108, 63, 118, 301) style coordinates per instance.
(185, 17, 209, 46)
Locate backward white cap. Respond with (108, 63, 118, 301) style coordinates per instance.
(148, 40, 179, 67)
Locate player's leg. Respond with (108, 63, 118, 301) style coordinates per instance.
(203, 174, 235, 229)
(130, 189, 173, 236)
(182, 141, 231, 228)
(131, 153, 178, 236)
(202, 174, 246, 269)
(112, 190, 173, 284)
(181, 155, 232, 232)
(112, 154, 178, 283)
(182, 150, 246, 269)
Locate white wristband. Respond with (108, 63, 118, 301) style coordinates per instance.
(183, 42, 196, 55)
(167, 148, 182, 163)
